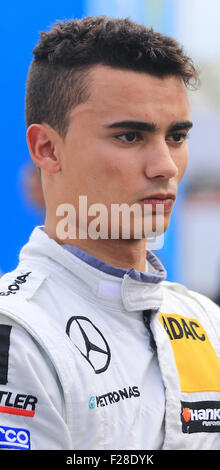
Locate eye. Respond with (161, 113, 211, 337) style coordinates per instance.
(115, 132, 142, 143)
(166, 133, 189, 143)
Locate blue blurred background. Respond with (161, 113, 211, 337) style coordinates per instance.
(1, 0, 220, 302)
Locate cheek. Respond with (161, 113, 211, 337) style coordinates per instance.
(90, 143, 134, 185)
(63, 136, 138, 203)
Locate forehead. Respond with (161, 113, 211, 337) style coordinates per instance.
(70, 65, 190, 125)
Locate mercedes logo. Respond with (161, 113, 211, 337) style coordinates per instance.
(66, 316, 111, 374)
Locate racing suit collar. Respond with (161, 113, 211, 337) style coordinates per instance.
(20, 226, 166, 312)
(61, 243, 166, 311)
(62, 242, 166, 284)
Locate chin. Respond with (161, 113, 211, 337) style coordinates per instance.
(142, 212, 169, 237)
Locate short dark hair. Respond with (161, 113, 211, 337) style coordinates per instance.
(25, 16, 199, 137)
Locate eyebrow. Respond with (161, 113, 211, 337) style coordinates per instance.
(168, 121, 193, 132)
(105, 120, 156, 132)
(105, 120, 193, 132)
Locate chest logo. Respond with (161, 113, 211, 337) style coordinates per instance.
(66, 316, 111, 374)
(159, 313, 220, 393)
(181, 401, 220, 433)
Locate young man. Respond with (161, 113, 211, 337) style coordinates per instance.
(0, 16, 219, 451)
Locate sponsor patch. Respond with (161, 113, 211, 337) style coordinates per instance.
(89, 385, 140, 409)
(0, 390, 37, 417)
(0, 272, 31, 297)
(0, 325, 11, 385)
(181, 401, 220, 433)
(159, 313, 220, 392)
(66, 316, 111, 374)
(0, 425, 31, 449)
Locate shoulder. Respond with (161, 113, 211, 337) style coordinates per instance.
(0, 265, 63, 388)
(162, 280, 220, 316)
(0, 314, 59, 387)
(0, 266, 48, 302)
(0, 315, 69, 449)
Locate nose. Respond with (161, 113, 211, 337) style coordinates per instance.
(143, 140, 178, 180)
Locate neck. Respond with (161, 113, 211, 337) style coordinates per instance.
(45, 222, 147, 272)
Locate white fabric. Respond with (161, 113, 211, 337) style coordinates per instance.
(0, 227, 219, 450)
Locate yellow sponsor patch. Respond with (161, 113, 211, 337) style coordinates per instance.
(159, 313, 220, 393)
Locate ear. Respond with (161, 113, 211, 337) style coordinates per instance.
(26, 124, 61, 174)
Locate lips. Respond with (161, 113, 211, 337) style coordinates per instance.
(140, 194, 175, 212)
(141, 194, 175, 200)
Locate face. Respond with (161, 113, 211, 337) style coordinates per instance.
(50, 65, 191, 239)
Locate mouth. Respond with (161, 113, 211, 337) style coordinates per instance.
(139, 194, 176, 212)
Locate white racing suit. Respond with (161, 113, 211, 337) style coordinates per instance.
(0, 226, 219, 450)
